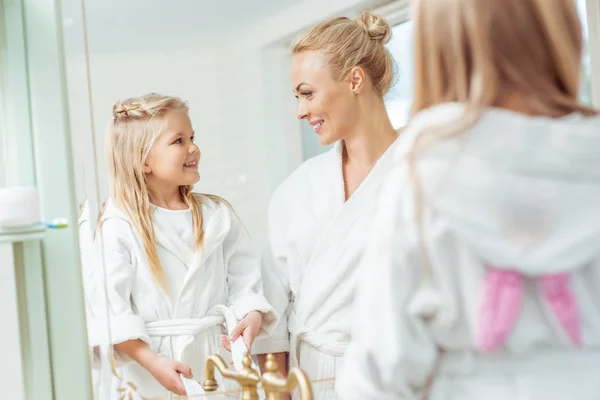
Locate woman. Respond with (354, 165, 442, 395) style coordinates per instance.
(252, 11, 403, 399)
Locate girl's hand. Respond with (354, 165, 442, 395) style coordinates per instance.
(146, 355, 193, 396)
(114, 339, 192, 396)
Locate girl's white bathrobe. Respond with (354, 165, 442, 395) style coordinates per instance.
(338, 104, 600, 400)
(88, 194, 277, 399)
(254, 137, 406, 398)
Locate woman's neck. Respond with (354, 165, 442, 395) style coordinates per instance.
(343, 98, 398, 169)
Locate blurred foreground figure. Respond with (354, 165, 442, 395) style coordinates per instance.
(339, 0, 600, 399)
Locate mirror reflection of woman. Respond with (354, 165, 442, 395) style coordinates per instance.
(339, 0, 600, 399)
(88, 93, 277, 399)
(253, 12, 401, 399)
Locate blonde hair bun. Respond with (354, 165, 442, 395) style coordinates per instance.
(112, 100, 141, 119)
(292, 12, 395, 96)
(356, 12, 392, 45)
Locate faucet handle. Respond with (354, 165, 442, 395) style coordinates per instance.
(261, 354, 313, 400)
(202, 378, 219, 392)
(264, 354, 281, 375)
(203, 353, 261, 400)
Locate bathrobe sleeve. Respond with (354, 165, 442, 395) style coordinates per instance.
(336, 168, 439, 400)
(253, 189, 292, 355)
(223, 207, 279, 337)
(88, 219, 151, 348)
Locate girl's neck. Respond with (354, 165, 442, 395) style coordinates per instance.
(149, 185, 188, 210)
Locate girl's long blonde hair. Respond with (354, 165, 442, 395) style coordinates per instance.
(412, 0, 592, 117)
(102, 93, 205, 292)
(409, 0, 597, 277)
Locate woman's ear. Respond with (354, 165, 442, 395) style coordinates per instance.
(348, 66, 366, 94)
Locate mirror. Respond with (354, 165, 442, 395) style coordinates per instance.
(56, 0, 597, 398)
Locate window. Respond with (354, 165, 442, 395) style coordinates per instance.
(577, 0, 593, 105)
(384, 20, 414, 129)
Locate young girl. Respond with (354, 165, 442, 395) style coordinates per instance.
(338, 0, 600, 399)
(88, 93, 277, 399)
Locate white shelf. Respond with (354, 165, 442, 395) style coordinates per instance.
(0, 225, 46, 243)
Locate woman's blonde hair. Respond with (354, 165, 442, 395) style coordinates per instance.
(102, 93, 205, 292)
(409, 0, 597, 279)
(292, 11, 395, 96)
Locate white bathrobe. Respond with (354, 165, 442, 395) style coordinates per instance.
(338, 103, 600, 400)
(88, 194, 278, 399)
(254, 138, 406, 398)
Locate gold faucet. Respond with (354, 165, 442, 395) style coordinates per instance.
(261, 354, 313, 400)
(202, 353, 261, 400)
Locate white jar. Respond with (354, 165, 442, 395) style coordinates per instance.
(0, 187, 41, 228)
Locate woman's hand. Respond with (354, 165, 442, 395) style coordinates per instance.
(227, 310, 263, 351)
